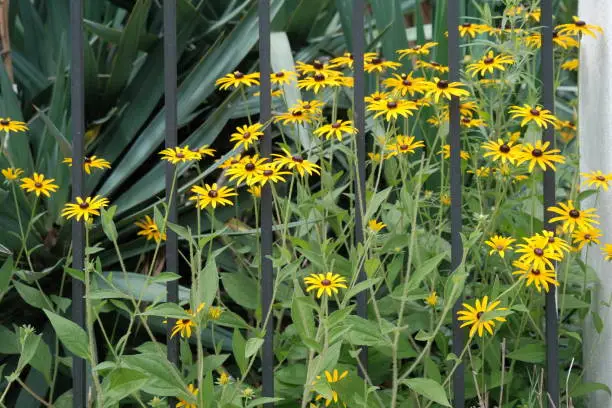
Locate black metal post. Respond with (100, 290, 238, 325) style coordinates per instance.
(70, 0, 86, 406)
(259, 0, 274, 406)
(447, 1, 464, 407)
(541, 0, 559, 406)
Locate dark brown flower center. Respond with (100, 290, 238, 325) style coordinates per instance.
(431, 62, 441, 67)
(263, 169, 274, 176)
(79, 202, 89, 209)
(585, 234, 592, 240)
(476, 312, 483, 319)
(313, 73, 326, 82)
(531, 149, 543, 157)
(483, 57, 495, 64)
(245, 163, 256, 171)
(569, 209, 580, 218)
(387, 101, 398, 109)
(331, 122, 341, 129)
(292, 110, 303, 117)
(461, 117, 470, 123)
(496, 245, 504, 250)
(530, 108, 541, 116)
(0, 119, 10, 126)
(208, 190, 218, 198)
(233, 71, 244, 79)
(462, 23, 472, 28)
(548, 237, 556, 243)
(552, 30, 559, 38)
(499, 144, 511, 153)
(321, 279, 332, 286)
(84, 157, 92, 163)
(532, 269, 541, 276)
(437, 80, 449, 89)
(292, 156, 304, 163)
(371, 57, 383, 65)
(534, 248, 544, 256)
(35, 182, 42, 188)
(275, 72, 285, 77)
(402, 79, 412, 86)
(596, 175, 606, 181)
(243, 131, 251, 139)
(303, 103, 312, 110)
(313, 60, 324, 70)
(575, 20, 586, 27)
(400, 145, 409, 151)
(176, 152, 185, 158)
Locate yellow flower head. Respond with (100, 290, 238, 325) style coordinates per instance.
(189, 183, 237, 209)
(216, 371, 232, 385)
(297, 72, 346, 93)
(304, 273, 347, 298)
(2, 167, 23, 181)
(61, 195, 110, 222)
(512, 260, 559, 293)
(481, 139, 520, 165)
(215, 71, 260, 90)
(314, 369, 348, 407)
(385, 135, 425, 158)
(255, 164, 291, 186)
(509, 104, 558, 129)
(548, 200, 599, 232)
(425, 78, 470, 103)
(438, 144, 470, 160)
(425, 291, 438, 307)
(458, 22, 489, 38)
(313, 120, 357, 142)
(561, 59, 579, 71)
(556, 16, 603, 38)
(159, 146, 200, 164)
(364, 54, 401, 73)
(572, 227, 602, 251)
(20, 173, 59, 197)
(329, 52, 355, 69)
(457, 296, 508, 337)
(226, 154, 268, 186)
(516, 234, 563, 270)
(208, 306, 223, 320)
(270, 69, 297, 86)
(134, 215, 166, 243)
(176, 384, 199, 408)
(382, 72, 430, 98)
(515, 141, 565, 172)
(274, 108, 314, 125)
(368, 219, 386, 232)
(396, 42, 438, 59)
(466, 51, 514, 77)
(272, 149, 320, 177)
(366, 98, 418, 121)
(296, 60, 340, 77)
(0, 117, 28, 133)
(485, 235, 515, 258)
(581, 170, 612, 191)
(63, 156, 111, 174)
(602, 244, 612, 261)
(415, 60, 449, 73)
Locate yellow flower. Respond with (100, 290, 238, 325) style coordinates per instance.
(368, 219, 386, 232)
(329, 52, 355, 69)
(313, 120, 357, 141)
(485, 235, 515, 258)
(460, 116, 486, 128)
(134, 215, 166, 243)
(512, 260, 559, 293)
(516, 235, 563, 270)
(61, 196, 110, 221)
(189, 184, 237, 209)
(216, 372, 232, 385)
(561, 59, 579, 71)
(466, 51, 514, 77)
(304, 273, 347, 298)
(215, 71, 260, 90)
(548, 200, 599, 232)
(425, 291, 438, 307)
(368, 152, 382, 162)
(439, 144, 470, 160)
(176, 384, 199, 408)
(481, 139, 520, 164)
(192, 145, 215, 158)
(293, 99, 325, 116)
(255, 164, 291, 186)
(270, 69, 297, 86)
(440, 193, 451, 206)
(208, 306, 223, 320)
(457, 296, 508, 337)
(367, 98, 418, 121)
(572, 227, 602, 250)
(382, 73, 430, 97)
(159, 146, 200, 164)
(242, 387, 256, 400)
(63, 156, 111, 174)
(274, 108, 313, 125)
(458, 23, 489, 38)
(364, 91, 390, 104)
(272, 149, 320, 177)
(171, 317, 195, 338)
(515, 141, 565, 172)
(296, 60, 340, 77)
(581, 170, 612, 191)
(0, 117, 28, 132)
(385, 135, 425, 158)
(425, 78, 469, 103)
(230, 123, 264, 150)
(314, 369, 348, 407)
(415, 60, 449, 73)
(509, 104, 558, 128)
(557, 16, 603, 38)
(226, 155, 268, 186)
(248, 185, 261, 198)
(2, 167, 23, 181)
(297, 72, 345, 94)
(396, 42, 438, 58)
(537, 230, 571, 256)
(364, 54, 401, 74)
(602, 244, 612, 261)
(20, 173, 59, 197)
(553, 30, 580, 48)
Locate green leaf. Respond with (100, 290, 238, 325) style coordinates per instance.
(401, 378, 451, 407)
(124, 353, 185, 396)
(221, 272, 258, 310)
(344, 277, 381, 301)
(16, 329, 41, 372)
(202, 354, 229, 372)
(507, 343, 545, 363)
(101, 206, 119, 242)
(245, 337, 264, 358)
(14, 281, 52, 309)
(292, 296, 315, 342)
(196, 258, 219, 309)
(102, 368, 150, 404)
(149, 272, 182, 284)
(232, 329, 248, 376)
(43, 310, 90, 360)
(246, 398, 284, 408)
(570, 381, 611, 398)
(141, 303, 191, 320)
(86, 288, 130, 300)
(0, 257, 14, 293)
(406, 252, 447, 292)
(83, 19, 157, 51)
(592, 311, 604, 334)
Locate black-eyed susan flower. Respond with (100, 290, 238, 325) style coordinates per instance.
(329, 52, 354, 69)
(397, 42, 438, 59)
(515, 141, 565, 172)
(208, 306, 223, 320)
(270, 70, 297, 86)
(512, 260, 559, 293)
(61, 196, 109, 221)
(439, 144, 470, 160)
(215, 71, 260, 90)
(255, 164, 291, 186)
(415, 60, 449, 73)
(457, 296, 508, 337)
(385, 135, 425, 157)
(548, 200, 600, 232)
(364, 91, 390, 104)
(382, 73, 430, 97)
(538, 230, 572, 256)
(466, 51, 514, 77)
(572, 227, 602, 250)
(176, 384, 198, 408)
(295, 60, 340, 77)
(581, 170, 612, 191)
(189, 184, 236, 209)
(272, 149, 321, 177)
(553, 30, 580, 48)
(248, 185, 261, 198)
(226, 155, 267, 186)
(481, 139, 520, 165)
(602, 244, 612, 261)
(425, 291, 438, 307)
(242, 387, 256, 400)
(230, 123, 264, 150)
(425, 78, 469, 103)
(313, 120, 357, 142)
(516, 235, 563, 270)
(192, 145, 216, 158)
(364, 54, 401, 73)
(458, 22, 489, 38)
(274, 108, 313, 125)
(485, 235, 515, 258)
(468, 166, 491, 177)
(2, 167, 23, 181)
(509, 104, 558, 128)
(293, 99, 325, 115)
(171, 316, 195, 338)
(20, 173, 59, 197)
(297, 72, 345, 94)
(314, 369, 348, 407)
(0, 118, 28, 133)
(134, 215, 166, 243)
(460, 116, 486, 128)
(557, 16, 603, 38)
(561, 59, 579, 71)
(159, 146, 200, 164)
(368, 219, 386, 232)
(216, 372, 232, 386)
(304, 273, 347, 298)
(218, 154, 243, 170)
(63, 156, 111, 174)
(367, 99, 418, 121)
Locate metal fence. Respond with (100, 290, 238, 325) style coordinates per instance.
(67, 0, 559, 407)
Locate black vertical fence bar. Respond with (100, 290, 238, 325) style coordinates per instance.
(164, 0, 179, 382)
(259, 0, 274, 405)
(541, 0, 559, 406)
(70, 0, 86, 406)
(351, 0, 368, 375)
(447, 2, 464, 408)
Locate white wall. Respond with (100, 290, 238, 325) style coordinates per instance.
(579, 1, 612, 406)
